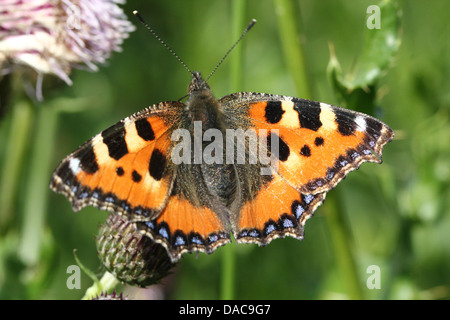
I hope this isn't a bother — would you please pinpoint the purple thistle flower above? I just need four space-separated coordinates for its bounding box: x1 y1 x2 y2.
0 0 135 89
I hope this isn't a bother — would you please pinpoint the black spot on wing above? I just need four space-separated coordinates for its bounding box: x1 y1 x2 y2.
149 149 167 181
102 122 129 160
74 144 99 174
116 166 124 176
314 136 324 146
300 144 311 157
334 109 356 136
292 98 322 131
267 132 290 162
264 101 285 124
132 170 142 183
135 118 155 141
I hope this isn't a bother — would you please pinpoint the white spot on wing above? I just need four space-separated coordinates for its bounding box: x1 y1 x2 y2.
69 158 81 175
355 116 367 132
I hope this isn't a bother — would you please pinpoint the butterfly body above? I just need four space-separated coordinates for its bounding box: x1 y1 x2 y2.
51 71 394 262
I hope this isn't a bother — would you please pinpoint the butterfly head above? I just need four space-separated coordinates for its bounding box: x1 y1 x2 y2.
186 71 223 126
188 71 211 94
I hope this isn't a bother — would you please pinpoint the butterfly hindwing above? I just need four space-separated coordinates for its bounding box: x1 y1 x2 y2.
231 165 326 245
136 187 231 261
135 161 235 261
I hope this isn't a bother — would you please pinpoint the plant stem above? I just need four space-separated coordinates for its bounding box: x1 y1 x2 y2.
220 0 247 301
82 272 120 300
18 102 59 266
273 0 311 99
0 99 33 233
324 190 364 299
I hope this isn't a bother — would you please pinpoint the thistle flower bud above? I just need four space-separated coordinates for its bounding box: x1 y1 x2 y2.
97 214 175 288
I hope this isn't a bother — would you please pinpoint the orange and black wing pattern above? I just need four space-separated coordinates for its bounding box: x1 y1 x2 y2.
51 100 232 262
221 92 394 245
50 101 182 219
135 189 231 261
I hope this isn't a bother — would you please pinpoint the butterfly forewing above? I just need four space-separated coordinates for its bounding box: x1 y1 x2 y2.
221 93 394 194
50 101 182 219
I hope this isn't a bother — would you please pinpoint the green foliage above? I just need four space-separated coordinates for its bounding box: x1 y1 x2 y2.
328 0 401 112
0 0 449 300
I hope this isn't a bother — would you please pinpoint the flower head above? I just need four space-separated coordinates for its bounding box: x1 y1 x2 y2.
97 214 176 288
0 0 135 86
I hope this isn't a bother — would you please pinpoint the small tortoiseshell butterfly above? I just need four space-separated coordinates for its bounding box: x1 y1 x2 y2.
50 16 394 262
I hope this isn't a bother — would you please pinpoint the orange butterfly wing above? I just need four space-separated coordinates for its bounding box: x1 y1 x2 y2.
136 193 230 260
221 93 394 245
51 100 232 262
246 96 394 193
50 101 181 218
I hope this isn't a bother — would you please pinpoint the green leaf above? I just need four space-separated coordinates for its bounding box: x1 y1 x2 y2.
328 0 401 111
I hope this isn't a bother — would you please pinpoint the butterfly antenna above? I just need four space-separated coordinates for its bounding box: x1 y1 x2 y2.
206 19 257 82
133 10 193 75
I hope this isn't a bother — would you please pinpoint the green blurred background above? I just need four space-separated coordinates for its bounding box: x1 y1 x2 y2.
1 0 449 299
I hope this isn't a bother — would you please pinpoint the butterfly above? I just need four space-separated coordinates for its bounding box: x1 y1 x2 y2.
50 17 394 263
